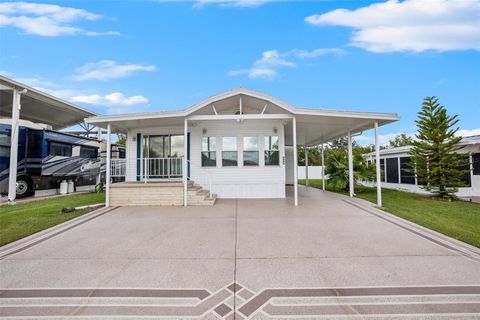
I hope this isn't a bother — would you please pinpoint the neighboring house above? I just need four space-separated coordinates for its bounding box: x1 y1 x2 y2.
86 88 399 206
363 135 480 200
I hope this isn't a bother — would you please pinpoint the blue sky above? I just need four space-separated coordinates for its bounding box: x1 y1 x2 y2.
1 0 479 145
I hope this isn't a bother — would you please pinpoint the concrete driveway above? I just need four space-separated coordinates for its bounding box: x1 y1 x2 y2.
1 186 479 319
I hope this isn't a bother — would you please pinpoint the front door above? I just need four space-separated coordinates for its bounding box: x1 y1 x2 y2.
143 135 184 178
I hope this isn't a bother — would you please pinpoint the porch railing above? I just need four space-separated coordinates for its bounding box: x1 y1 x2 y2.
111 159 127 177
143 157 183 181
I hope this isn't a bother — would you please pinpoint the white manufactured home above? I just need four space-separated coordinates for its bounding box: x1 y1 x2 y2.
86 88 399 206
364 135 480 201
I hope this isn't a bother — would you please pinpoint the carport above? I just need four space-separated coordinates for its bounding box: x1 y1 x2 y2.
0 75 97 203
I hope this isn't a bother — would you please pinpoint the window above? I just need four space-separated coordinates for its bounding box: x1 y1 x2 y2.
386 157 399 183
473 153 480 175
264 136 279 166
80 146 98 159
243 137 259 166
400 157 415 184
27 131 42 158
380 159 385 182
202 137 216 167
170 135 184 158
222 137 237 166
49 141 72 157
0 133 10 157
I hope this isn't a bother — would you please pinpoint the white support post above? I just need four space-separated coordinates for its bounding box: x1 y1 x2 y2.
374 121 382 207
184 119 188 207
397 157 401 184
293 117 298 206
305 146 309 187
321 144 325 191
106 123 111 208
96 126 102 186
348 130 354 198
470 152 474 199
239 96 243 115
7 89 21 204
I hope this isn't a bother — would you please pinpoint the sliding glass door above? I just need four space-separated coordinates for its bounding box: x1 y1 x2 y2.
143 135 184 179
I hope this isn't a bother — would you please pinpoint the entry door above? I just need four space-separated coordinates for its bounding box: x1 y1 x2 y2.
143 135 183 178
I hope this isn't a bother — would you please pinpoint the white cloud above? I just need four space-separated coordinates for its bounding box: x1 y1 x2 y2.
9 74 149 114
192 0 276 8
72 60 156 81
305 0 480 53
71 92 149 106
457 128 480 137
0 1 119 37
228 47 345 79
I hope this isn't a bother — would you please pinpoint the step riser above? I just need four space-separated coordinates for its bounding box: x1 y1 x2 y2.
110 183 215 206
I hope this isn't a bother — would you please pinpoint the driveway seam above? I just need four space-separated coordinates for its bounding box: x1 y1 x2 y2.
233 199 238 318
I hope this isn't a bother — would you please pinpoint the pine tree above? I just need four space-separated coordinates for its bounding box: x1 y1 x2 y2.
409 96 469 199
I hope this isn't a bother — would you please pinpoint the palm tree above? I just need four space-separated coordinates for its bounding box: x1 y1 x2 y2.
325 150 374 191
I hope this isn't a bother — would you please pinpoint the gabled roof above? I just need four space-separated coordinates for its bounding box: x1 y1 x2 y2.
85 88 400 145
86 87 399 122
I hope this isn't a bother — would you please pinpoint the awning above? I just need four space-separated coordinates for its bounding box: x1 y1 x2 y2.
0 75 97 130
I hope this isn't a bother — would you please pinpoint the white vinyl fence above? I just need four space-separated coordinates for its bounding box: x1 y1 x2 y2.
297 166 326 180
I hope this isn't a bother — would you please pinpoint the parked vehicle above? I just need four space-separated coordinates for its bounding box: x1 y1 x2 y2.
0 119 124 198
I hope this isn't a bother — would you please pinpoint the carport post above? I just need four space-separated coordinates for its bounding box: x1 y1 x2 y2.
348 130 354 197
374 121 382 207
183 119 188 207
321 144 325 191
293 117 298 206
305 146 309 187
106 123 111 208
7 89 21 203
96 126 102 185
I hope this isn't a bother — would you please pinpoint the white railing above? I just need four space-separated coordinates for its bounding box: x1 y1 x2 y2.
143 157 183 182
186 159 213 199
111 159 126 177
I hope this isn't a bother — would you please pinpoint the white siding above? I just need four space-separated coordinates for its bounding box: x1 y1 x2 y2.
189 120 286 198
125 130 137 182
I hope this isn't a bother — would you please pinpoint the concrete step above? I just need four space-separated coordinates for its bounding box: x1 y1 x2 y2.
110 180 215 206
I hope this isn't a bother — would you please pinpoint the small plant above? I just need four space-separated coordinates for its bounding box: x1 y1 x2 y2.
95 182 104 193
325 150 375 191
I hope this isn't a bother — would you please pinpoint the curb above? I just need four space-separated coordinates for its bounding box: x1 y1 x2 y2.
342 197 480 262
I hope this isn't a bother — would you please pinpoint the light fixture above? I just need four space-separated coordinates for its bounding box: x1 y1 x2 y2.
273 127 278 134
202 128 207 134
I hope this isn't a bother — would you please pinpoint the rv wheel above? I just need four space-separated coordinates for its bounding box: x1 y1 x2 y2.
16 177 33 198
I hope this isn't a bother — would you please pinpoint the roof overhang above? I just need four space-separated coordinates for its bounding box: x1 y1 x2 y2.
0 75 97 130
86 88 399 144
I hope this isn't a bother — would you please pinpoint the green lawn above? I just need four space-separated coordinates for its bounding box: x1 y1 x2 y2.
0 192 105 246
299 179 480 248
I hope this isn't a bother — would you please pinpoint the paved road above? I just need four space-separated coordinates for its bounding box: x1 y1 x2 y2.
1 186 479 319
